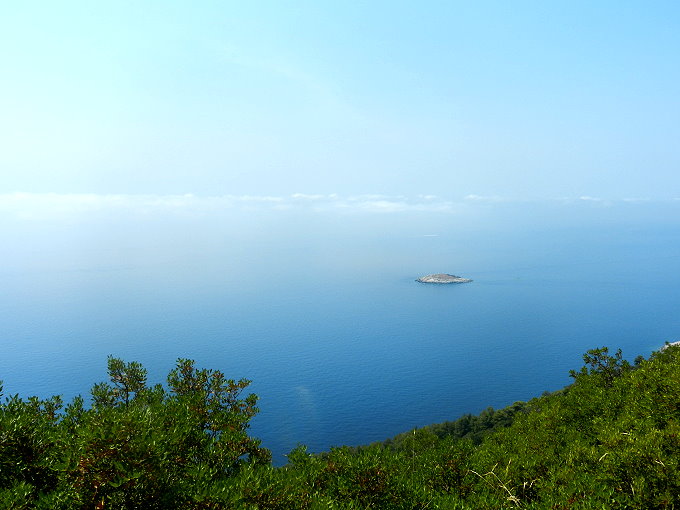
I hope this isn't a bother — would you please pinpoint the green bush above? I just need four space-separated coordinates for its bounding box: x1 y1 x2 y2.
3 345 680 508
0 357 269 509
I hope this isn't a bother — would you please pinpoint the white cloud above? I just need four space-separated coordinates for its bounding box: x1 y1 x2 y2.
463 194 505 202
230 195 284 202
346 194 394 202
1 193 670 221
310 195 457 214
0 192 459 219
291 193 327 200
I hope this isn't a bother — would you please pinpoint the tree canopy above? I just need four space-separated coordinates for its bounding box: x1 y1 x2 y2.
2 345 680 508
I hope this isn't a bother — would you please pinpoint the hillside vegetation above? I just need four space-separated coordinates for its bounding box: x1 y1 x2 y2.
2 345 679 509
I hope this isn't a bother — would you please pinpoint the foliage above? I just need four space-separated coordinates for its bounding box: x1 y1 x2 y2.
569 346 633 387
2 344 680 508
239 345 680 509
381 400 529 449
0 357 269 509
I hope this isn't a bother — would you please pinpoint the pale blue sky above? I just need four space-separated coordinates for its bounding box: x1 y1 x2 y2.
1 1 679 199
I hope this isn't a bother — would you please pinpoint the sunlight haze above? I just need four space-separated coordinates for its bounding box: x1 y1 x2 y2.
2 1 679 199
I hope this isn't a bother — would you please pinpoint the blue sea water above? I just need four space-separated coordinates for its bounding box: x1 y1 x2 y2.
2 204 680 464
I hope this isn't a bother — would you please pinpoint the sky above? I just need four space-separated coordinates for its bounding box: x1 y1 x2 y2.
1 1 679 202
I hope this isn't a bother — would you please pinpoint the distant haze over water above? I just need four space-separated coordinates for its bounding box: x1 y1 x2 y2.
2 197 680 463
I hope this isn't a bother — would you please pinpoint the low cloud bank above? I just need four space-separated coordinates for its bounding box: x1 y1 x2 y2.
0 192 675 220
0 192 459 219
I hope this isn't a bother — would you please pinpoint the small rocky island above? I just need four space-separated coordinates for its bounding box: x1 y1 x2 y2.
416 273 473 284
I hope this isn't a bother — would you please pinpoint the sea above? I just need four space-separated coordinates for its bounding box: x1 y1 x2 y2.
2 197 680 464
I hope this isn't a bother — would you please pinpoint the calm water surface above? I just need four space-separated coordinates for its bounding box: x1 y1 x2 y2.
2 211 680 463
